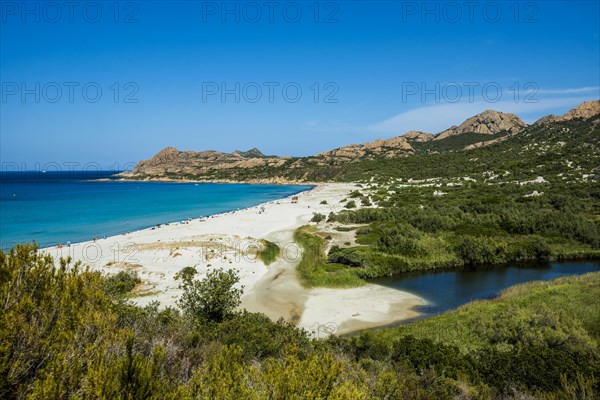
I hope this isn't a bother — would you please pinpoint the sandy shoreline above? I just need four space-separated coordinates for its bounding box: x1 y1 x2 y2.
42 183 425 336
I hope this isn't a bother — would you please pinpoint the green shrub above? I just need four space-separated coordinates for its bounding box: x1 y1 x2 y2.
454 236 499 266
258 240 280 265
175 266 197 281
377 235 427 257
177 268 243 323
104 271 141 295
310 213 326 223
391 336 477 380
327 246 366 267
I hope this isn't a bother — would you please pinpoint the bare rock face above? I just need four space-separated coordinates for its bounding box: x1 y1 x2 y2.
533 101 599 126
463 136 510 150
555 100 600 122
403 131 434 142
129 146 285 178
314 136 414 164
434 110 527 141
143 147 180 165
533 114 558 125
232 147 266 158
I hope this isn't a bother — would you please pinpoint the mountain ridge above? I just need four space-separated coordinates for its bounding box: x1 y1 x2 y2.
121 100 599 182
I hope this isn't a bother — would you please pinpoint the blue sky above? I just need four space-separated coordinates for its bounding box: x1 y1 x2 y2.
1 0 599 169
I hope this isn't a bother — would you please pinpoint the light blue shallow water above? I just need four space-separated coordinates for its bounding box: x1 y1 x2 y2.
0 171 312 249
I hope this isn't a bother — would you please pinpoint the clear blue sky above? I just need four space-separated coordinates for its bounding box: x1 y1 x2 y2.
1 0 599 169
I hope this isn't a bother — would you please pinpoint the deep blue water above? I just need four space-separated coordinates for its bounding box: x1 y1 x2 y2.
372 261 600 317
0 171 312 249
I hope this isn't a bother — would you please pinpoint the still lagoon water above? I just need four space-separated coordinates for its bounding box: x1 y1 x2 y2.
372 261 600 318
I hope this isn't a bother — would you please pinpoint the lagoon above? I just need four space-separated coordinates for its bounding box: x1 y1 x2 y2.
372 261 600 318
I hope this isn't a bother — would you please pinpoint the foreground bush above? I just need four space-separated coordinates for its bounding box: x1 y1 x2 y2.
1 244 598 399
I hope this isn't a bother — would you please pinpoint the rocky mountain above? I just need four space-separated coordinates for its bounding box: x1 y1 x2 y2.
555 100 600 122
533 114 558 125
125 147 286 179
534 101 600 126
122 100 599 182
403 131 434 142
434 110 527 141
463 101 600 151
232 148 266 158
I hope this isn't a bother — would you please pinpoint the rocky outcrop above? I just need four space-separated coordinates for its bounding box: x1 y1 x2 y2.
532 101 600 126
125 147 286 178
403 131 434 142
314 136 414 164
463 136 510 150
533 114 557 125
555 100 600 122
434 110 527 141
232 148 266 158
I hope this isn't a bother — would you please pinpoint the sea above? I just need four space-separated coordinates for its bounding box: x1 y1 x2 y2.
0 171 312 250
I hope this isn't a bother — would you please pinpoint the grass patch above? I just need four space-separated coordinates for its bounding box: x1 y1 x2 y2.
293 225 365 288
258 239 280 266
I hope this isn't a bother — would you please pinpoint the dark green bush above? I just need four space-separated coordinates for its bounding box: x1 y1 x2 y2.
175 266 197 281
391 336 477 380
104 270 141 295
310 213 326 223
327 246 366 267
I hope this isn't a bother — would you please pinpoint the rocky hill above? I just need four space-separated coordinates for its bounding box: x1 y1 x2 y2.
403 131 434 142
555 100 600 122
434 110 527 141
313 136 415 164
533 101 600 126
121 100 599 182
232 148 266 158
125 147 287 180
533 114 558 125
460 100 600 151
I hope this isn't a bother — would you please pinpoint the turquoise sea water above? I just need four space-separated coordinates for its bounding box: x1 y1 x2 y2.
0 171 312 249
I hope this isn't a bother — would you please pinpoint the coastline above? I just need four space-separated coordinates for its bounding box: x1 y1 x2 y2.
112 171 313 185
98 177 314 185
41 183 425 336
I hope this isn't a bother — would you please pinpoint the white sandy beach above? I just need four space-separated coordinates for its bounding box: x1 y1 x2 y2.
42 183 425 336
